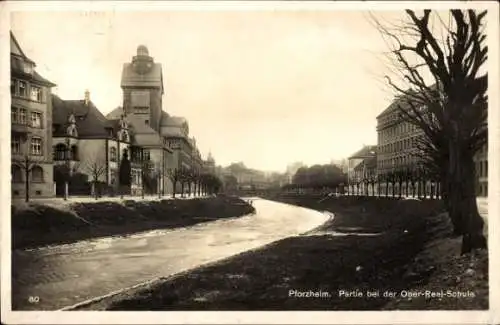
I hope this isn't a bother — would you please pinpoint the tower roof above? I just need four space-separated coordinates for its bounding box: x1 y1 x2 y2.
137 45 149 56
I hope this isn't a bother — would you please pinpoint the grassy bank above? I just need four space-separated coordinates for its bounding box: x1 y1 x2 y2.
11 195 255 250
74 194 487 311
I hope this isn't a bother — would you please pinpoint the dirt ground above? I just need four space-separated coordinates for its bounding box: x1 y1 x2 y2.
75 195 487 311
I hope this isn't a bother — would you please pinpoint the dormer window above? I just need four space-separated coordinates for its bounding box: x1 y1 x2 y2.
120 130 129 142
23 62 33 74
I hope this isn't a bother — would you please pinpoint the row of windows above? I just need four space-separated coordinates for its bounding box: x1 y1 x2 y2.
379 136 419 154
379 123 419 143
110 147 151 162
12 136 43 155
53 144 79 161
378 155 418 169
477 160 488 178
11 79 44 102
12 107 43 128
11 165 44 183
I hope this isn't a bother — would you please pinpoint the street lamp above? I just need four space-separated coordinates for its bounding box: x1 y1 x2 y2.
64 136 71 200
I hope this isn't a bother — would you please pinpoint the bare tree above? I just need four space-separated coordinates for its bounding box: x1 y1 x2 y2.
167 168 182 199
371 10 487 253
13 155 48 202
81 153 107 200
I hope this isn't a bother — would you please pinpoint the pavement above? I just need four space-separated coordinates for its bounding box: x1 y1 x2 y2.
11 198 329 311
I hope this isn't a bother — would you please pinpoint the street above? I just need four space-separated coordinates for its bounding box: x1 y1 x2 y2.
12 198 329 311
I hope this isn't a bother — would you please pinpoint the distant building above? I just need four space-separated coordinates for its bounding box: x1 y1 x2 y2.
347 145 377 194
203 151 216 174
11 31 57 198
285 161 305 184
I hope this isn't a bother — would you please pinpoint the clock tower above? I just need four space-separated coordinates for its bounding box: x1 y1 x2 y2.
120 45 164 132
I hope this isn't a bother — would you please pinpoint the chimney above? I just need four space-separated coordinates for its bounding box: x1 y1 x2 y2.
84 89 90 105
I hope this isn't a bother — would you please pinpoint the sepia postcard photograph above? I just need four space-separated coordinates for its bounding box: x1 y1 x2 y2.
0 1 499 324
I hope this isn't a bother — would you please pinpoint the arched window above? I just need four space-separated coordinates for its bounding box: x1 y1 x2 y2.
110 147 117 162
11 164 22 183
54 143 67 161
31 165 44 182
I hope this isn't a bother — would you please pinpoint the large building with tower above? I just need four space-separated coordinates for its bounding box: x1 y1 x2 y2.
11 32 213 198
106 45 206 192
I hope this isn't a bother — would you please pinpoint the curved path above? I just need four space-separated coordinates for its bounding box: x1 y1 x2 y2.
12 198 329 310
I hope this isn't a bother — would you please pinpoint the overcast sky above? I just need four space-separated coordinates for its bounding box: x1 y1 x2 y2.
11 9 414 172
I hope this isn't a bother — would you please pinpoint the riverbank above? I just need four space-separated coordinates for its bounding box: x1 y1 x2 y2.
74 195 487 311
11 195 255 250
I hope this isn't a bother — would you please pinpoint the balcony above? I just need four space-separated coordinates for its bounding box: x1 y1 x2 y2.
11 122 29 134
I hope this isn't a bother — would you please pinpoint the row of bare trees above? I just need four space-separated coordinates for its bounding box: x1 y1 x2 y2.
48 150 223 201
347 166 441 199
371 9 488 253
163 167 222 198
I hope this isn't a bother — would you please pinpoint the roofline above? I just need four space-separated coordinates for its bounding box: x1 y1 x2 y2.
10 31 35 64
11 70 57 87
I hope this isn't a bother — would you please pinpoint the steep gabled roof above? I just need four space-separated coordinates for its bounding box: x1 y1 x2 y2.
52 94 110 138
126 115 163 147
10 31 34 64
10 31 56 87
163 115 188 127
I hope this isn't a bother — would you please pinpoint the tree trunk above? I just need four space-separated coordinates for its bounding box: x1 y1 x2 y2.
64 181 69 200
172 180 177 198
181 182 185 198
448 139 486 254
398 181 403 198
158 175 161 199
25 165 29 203
385 181 389 197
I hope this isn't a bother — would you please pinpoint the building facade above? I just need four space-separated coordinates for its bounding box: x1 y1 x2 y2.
107 45 206 194
52 91 148 196
11 36 215 199
347 145 377 194
11 32 57 198
376 92 488 197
